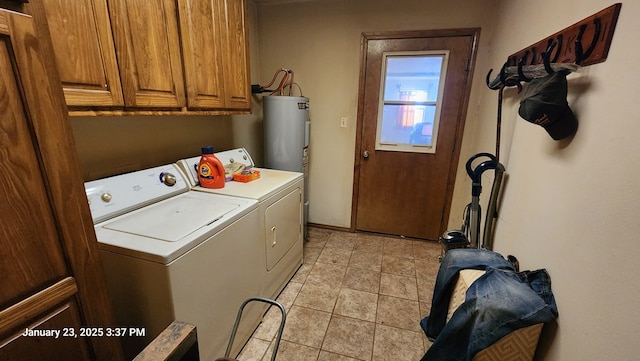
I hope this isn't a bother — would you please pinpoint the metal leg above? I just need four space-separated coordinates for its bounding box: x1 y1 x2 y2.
222 297 287 361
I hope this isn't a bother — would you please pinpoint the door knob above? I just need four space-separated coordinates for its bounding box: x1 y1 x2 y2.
363 150 369 159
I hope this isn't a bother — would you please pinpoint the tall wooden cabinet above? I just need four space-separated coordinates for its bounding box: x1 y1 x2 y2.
40 0 251 113
0 9 123 361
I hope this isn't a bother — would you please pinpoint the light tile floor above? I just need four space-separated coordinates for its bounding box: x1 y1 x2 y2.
238 227 442 361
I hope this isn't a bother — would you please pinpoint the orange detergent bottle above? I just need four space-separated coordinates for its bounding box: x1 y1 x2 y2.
198 146 225 189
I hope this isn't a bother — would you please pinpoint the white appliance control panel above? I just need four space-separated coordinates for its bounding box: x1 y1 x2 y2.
179 148 256 186
214 148 255 167
85 164 189 224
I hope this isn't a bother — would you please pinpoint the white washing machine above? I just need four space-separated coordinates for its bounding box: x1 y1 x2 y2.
178 148 303 300
86 164 263 361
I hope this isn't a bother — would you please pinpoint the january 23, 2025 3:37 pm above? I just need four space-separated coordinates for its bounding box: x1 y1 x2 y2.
21 327 146 339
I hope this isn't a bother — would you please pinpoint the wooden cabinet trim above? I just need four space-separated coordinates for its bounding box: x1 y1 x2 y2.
0 12 8 33
0 278 77 336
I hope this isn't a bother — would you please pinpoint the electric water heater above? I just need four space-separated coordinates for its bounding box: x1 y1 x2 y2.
263 95 310 237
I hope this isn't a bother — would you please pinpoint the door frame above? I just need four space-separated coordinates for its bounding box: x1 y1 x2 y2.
350 28 480 235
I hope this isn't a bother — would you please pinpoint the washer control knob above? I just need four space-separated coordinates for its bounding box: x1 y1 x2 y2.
160 172 177 186
101 193 112 202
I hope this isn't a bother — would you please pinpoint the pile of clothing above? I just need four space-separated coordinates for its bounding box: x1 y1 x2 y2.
420 248 559 361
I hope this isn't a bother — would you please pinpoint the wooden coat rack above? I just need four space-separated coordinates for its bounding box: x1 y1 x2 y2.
484 4 621 155
487 3 621 89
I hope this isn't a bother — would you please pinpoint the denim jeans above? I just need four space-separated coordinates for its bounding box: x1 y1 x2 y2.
420 249 558 361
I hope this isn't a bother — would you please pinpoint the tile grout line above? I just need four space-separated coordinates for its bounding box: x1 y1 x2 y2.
244 228 440 360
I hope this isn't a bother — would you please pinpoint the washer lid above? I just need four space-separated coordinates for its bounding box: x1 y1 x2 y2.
103 194 238 242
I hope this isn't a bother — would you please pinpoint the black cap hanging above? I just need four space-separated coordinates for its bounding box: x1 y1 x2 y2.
518 71 578 140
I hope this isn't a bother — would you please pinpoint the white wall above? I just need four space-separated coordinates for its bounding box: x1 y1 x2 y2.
476 1 640 359
255 0 499 227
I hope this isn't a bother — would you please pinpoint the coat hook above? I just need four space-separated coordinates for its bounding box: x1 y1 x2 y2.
501 57 522 90
517 51 531 82
529 47 537 65
551 35 563 63
543 35 562 65
484 60 512 90
486 68 501 90
486 57 521 90
542 39 556 74
575 18 601 65
499 59 510 85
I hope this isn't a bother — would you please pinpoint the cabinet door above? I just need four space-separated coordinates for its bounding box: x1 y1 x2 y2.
220 0 251 110
108 0 185 108
179 0 251 110
41 0 124 107
178 0 226 109
0 10 122 360
1 296 93 361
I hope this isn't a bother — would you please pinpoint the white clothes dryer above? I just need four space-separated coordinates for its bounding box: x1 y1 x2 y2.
86 164 262 361
178 148 304 300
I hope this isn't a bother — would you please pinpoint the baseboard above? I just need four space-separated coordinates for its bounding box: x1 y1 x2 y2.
307 222 353 233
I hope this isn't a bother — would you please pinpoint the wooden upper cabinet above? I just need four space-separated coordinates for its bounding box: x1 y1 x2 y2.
220 0 251 110
40 0 251 112
41 0 124 107
108 0 186 108
178 0 226 109
178 0 251 111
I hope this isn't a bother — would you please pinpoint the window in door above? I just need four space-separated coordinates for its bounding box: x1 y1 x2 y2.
375 51 449 153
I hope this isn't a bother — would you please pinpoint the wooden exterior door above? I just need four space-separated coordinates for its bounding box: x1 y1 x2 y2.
353 29 479 240
0 9 123 360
